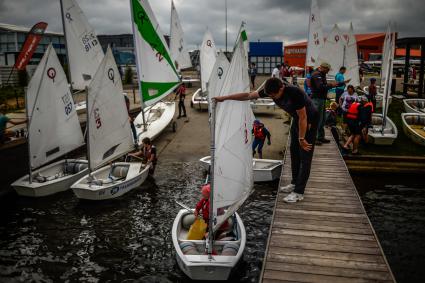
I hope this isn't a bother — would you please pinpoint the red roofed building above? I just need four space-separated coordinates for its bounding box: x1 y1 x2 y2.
284 33 422 68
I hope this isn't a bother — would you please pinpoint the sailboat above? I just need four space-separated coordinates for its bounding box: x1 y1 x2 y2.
169 1 192 71
131 0 180 144
306 0 324 68
191 29 218 110
12 44 87 197
71 47 150 200
60 0 104 114
172 30 254 281
368 23 398 145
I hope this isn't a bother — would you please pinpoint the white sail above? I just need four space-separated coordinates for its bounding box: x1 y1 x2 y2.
27 44 84 169
207 51 230 104
130 0 180 107
87 47 134 170
344 23 360 87
213 38 254 232
315 24 345 77
200 29 217 93
382 23 395 118
61 0 104 90
169 1 192 70
381 24 392 91
306 0 324 66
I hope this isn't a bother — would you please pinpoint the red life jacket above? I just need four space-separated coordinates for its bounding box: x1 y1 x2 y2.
346 102 361 120
253 125 266 140
364 102 374 113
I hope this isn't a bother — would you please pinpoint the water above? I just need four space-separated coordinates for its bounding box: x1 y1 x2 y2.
353 174 425 283
0 162 276 283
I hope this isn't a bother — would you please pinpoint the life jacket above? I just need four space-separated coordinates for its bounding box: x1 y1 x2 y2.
346 102 361 120
364 102 374 113
143 145 157 163
253 125 266 140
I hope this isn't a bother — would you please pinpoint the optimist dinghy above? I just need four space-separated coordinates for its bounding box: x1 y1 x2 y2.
12 44 86 197
368 23 398 145
131 0 180 144
403 99 425 114
401 113 425 147
71 47 149 200
173 26 253 281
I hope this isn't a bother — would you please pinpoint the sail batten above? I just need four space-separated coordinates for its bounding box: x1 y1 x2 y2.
87 47 134 170
131 0 180 107
61 0 104 90
27 44 84 169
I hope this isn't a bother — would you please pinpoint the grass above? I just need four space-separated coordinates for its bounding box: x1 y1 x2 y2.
356 98 425 157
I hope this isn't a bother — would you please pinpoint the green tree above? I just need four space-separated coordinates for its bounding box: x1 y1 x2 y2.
124 65 133 85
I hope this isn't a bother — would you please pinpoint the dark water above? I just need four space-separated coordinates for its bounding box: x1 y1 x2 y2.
0 162 276 283
353 174 425 283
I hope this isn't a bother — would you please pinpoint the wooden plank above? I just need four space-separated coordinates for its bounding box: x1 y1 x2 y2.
270 228 376 241
270 234 379 248
274 214 369 225
269 238 381 255
265 262 393 281
267 254 389 272
275 208 367 219
263 270 392 283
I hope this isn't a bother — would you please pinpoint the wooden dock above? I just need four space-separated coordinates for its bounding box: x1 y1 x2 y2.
260 130 396 283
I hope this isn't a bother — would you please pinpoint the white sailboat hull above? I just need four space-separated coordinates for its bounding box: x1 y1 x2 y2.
191 88 209 110
403 99 425 114
71 162 149 200
401 113 425 147
172 209 246 281
250 98 276 113
200 156 282 182
368 114 398 145
134 101 176 144
11 159 88 197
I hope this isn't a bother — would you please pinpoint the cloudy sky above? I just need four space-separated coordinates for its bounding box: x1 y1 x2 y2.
1 0 424 49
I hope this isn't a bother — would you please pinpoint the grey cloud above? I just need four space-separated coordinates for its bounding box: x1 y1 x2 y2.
0 0 423 49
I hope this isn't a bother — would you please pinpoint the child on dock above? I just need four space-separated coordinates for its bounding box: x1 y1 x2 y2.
252 120 271 159
194 184 210 226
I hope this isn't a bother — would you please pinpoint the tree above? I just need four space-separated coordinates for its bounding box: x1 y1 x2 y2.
124 65 133 85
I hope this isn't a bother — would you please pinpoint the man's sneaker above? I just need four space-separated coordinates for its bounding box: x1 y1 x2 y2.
315 140 322 146
283 192 304 203
279 184 295 193
318 138 331 143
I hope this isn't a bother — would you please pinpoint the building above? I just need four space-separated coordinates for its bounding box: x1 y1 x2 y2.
0 23 66 66
284 32 422 68
249 42 283 74
98 34 136 66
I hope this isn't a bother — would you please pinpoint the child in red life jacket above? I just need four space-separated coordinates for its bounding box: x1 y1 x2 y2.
194 184 210 225
252 120 271 159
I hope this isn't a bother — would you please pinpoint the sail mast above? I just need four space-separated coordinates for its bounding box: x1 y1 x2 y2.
129 0 147 132
208 92 216 258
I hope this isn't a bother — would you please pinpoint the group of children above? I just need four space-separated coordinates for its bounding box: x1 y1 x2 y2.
325 78 377 155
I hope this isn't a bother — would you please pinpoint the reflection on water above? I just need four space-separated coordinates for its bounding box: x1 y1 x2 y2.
0 162 276 282
353 174 425 283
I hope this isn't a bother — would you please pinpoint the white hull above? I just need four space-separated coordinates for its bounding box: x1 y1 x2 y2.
12 159 88 197
250 98 276 113
134 101 176 144
403 99 425 114
191 88 209 110
75 101 87 114
71 162 149 200
200 156 282 182
401 113 425 147
172 209 246 281
368 114 398 145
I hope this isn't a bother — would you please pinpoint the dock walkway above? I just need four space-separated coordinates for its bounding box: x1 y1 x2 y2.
261 130 396 283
